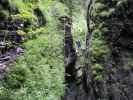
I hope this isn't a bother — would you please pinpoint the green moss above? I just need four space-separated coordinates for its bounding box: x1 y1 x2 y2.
91 0 116 18
48 1 69 18
116 0 127 7
11 11 37 23
89 0 129 82
94 2 107 11
124 58 133 71
94 75 103 81
99 10 112 17
90 37 109 62
90 20 110 82
10 0 34 11
92 64 104 81
92 64 104 71
0 10 9 19
92 29 102 38
16 30 26 36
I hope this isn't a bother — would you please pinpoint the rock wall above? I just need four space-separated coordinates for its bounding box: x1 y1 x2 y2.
84 0 133 100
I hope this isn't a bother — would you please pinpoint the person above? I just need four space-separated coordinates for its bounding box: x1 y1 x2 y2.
75 39 81 53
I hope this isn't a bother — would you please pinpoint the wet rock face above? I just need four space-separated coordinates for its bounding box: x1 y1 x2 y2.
59 16 77 82
84 0 133 100
0 20 23 50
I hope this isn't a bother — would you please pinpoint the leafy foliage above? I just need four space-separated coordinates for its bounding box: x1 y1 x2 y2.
5 65 28 89
1 34 64 100
0 10 9 19
0 0 65 100
16 30 26 36
92 64 104 81
12 11 37 23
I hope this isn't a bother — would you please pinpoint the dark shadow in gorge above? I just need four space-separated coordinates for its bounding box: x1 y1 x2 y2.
59 16 78 100
34 8 46 26
59 15 89 100
59 16 77 83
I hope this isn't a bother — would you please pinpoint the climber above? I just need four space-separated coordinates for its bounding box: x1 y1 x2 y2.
75 39 81 53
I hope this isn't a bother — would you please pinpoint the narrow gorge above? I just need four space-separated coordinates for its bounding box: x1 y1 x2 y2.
63 0 133 100
0 0 133 100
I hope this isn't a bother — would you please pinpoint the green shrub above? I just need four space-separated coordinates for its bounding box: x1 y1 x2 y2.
0 1 66 100
0 34 64 100
0 88 12 100
5 65 29 89
11 11 37 23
